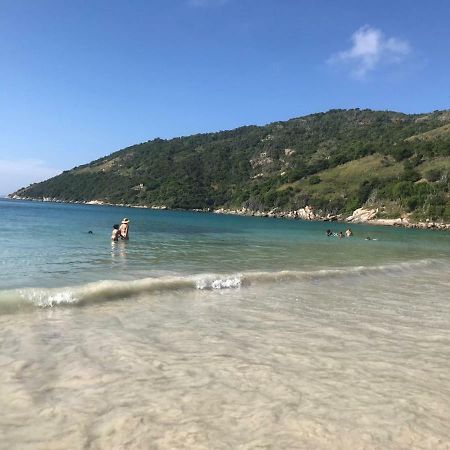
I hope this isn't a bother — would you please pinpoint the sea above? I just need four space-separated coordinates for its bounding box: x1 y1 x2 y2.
0 198 449 449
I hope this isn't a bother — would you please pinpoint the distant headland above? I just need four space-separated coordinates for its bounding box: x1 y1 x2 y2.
9 108 450 229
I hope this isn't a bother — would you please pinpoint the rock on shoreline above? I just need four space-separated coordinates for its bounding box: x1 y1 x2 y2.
8 195 168 210
213 206 450 231
7 196 450 231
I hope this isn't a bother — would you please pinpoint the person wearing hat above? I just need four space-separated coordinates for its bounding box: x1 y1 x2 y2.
119 218 130 240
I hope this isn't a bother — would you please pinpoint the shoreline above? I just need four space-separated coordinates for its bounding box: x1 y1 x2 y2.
6 195 450 231
212 206 450 231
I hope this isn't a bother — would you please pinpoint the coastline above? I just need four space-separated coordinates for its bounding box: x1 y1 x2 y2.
7 195 450 231
3 195 450 450
212 206 450 231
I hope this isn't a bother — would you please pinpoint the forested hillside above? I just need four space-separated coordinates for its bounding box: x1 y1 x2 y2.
11 109 450 221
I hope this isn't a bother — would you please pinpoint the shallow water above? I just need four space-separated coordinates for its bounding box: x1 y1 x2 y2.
1 199 450 449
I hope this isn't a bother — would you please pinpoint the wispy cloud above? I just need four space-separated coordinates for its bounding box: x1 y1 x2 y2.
0 159 61 196
187 0 229 7
328 26 411 79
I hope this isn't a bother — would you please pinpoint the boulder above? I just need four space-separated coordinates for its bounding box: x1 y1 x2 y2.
346 208 378 223
284 148 296 157
296 205 316 220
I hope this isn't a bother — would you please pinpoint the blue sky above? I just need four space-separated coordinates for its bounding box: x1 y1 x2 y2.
1 0 449 195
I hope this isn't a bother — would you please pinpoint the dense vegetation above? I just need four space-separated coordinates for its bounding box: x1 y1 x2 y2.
12 109 450 221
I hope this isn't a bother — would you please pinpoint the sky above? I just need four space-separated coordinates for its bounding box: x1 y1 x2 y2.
1 0 450 195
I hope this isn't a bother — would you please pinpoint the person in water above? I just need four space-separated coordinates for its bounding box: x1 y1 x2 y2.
111 224 121 241
326 229 333 236
345 228 353 237
119 218 130 240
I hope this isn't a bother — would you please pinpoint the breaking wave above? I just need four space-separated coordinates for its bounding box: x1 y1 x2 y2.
0 259 441 315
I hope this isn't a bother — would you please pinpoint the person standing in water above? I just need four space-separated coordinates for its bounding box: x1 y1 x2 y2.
119 218 130 240
111 224 121 241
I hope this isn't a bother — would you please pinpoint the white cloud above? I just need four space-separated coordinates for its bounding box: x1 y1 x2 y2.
329 26 411 78
0 159 61 196
187 0 229 7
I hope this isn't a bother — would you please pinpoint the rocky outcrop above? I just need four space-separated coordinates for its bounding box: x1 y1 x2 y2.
284 148 296 157
214 205 320 220
249 152 274 169
346 207 450 230
404 220 450 231
213 205 450 231
294 206 316 220
85 200 105 205
346 208 379 223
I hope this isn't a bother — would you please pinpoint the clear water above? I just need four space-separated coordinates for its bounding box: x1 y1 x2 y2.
1 198 449 449
2 198 450 291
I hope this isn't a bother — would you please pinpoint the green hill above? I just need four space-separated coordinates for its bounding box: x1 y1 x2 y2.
11 109 450 222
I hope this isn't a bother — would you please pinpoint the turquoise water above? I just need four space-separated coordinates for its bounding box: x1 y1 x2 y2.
1 198 450 449
1 198 449 291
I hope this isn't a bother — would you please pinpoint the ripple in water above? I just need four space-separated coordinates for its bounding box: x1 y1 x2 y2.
0 262 449 449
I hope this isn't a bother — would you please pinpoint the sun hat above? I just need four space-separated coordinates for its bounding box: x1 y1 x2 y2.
121 218 130 224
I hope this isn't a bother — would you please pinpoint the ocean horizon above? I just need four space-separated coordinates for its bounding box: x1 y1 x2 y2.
1 198 450 449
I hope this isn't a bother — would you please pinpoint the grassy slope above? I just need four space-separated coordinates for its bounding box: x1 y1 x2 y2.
406 123 450 141
280 155 401 198
11 109 450 221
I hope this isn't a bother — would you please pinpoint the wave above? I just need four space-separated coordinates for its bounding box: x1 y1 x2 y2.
0 259 442 315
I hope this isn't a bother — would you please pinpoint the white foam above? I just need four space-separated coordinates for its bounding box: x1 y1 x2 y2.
0 258 442 314
195 274 243 290
21 289 78 308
